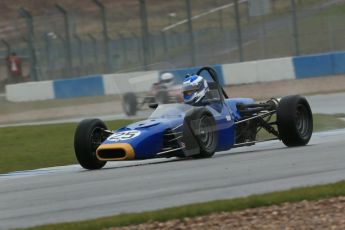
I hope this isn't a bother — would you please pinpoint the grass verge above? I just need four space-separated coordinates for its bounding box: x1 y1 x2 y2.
0 119 134 174
20 180 345 230
0 113 344 174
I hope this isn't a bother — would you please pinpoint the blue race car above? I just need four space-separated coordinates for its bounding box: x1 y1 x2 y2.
74 66 313 170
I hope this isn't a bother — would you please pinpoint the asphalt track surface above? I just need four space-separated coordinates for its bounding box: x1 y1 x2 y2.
0 129 345 229
307 92 345 115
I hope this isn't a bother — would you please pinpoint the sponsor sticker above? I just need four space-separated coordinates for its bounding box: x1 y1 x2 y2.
108 130 141 142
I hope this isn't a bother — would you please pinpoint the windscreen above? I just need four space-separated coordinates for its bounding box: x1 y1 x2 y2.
149 103 193 119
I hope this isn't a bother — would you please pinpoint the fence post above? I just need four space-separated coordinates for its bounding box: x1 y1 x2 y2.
1 39 11 55
44 32 56 70
149 32 156 58
291 0 300 56
139 0 150 70
19 7 39 81
2 39 11 81
74 34 84 72
118 33 128 64
44 33 50 69
234 0 244 62
260 15 267 59
161 31 168 59
131 32 141 63
186 0 196 66
327 15 335 52
55 4 73 75
88 34 99 65
93 0 111 73
55 34 70 77
216 0 224 35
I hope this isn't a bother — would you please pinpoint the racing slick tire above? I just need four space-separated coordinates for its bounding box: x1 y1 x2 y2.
186 108 218 158
277 95 313 147
155 90 169 104
74 119 108 170
122 92 138 116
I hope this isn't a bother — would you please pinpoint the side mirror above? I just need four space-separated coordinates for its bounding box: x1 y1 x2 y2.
149 103 158 109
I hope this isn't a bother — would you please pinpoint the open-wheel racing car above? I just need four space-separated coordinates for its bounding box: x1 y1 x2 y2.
74 66 313 170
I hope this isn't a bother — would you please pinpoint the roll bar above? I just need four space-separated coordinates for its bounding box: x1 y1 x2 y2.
196 66 229 99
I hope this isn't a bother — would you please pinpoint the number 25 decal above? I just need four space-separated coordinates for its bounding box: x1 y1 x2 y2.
108 130 141 142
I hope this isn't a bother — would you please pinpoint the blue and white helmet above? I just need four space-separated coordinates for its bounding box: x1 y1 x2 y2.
182 74 209 104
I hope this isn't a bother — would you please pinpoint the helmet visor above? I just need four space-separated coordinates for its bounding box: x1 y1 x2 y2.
183 89 196 100
182 80 205 101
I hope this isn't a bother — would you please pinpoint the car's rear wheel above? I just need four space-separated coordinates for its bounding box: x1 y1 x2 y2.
74 119 108 170
277 95 313 147
122 92 138 116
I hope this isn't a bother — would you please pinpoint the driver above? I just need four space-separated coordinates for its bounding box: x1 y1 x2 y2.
182 74 209 105
159 72 175 87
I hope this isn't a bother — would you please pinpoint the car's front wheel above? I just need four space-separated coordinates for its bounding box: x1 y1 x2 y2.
186 108 218 158
74 119 108 170
122 92 138 116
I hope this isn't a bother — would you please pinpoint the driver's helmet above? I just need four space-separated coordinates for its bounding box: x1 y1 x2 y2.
159 72 174 86
182 74 209 104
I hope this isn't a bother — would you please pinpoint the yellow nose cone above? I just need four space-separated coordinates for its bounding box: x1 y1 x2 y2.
96 143 135 161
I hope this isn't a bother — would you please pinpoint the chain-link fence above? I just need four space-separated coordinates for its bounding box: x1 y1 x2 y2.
1 0 345 83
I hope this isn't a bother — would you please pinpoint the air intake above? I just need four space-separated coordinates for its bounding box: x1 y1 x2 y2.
97 148 126 159
96 143 135 160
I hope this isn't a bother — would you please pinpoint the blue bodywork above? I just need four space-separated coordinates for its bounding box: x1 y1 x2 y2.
100 98 254 159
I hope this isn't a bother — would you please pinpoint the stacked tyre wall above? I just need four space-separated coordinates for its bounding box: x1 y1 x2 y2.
5 51 345 102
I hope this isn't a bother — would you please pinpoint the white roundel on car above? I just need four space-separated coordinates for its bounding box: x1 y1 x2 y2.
108 130 141 142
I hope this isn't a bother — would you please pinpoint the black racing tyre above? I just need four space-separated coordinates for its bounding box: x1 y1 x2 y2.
74 119 108 170
188 108 218 158
155 90 169 104
277 95 313 147
122 92 138 116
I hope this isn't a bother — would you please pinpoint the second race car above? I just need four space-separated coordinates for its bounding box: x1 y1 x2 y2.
122 72 183 116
